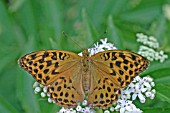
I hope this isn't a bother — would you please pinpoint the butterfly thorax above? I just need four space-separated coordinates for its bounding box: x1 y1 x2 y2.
82 49 91 92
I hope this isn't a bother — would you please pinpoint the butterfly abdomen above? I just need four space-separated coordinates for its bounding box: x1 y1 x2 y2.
81 57 91 92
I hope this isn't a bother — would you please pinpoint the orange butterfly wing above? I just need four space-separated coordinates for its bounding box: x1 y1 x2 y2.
18 49 149 108
87 50 149 108
18 50 85 107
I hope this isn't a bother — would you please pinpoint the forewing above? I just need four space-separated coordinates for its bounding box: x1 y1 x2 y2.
91 50 149 88
18 50 81 85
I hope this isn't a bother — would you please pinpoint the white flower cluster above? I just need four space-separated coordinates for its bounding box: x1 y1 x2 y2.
33 82 46 96
110 76 155 113
32 38 157 113
136 33 159 48
90 38 118 54
102 75 155 113
33 82 55 103
58 105 95 113
58 107 76 113
78 38 117 56
136 33 168 62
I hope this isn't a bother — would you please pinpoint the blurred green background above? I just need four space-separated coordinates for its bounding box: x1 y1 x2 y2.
0 0 170 113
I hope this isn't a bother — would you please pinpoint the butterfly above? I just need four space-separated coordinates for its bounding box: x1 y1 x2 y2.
18 48 149 108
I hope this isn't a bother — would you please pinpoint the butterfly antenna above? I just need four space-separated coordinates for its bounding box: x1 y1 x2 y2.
62 31 83 50
89 30 107 48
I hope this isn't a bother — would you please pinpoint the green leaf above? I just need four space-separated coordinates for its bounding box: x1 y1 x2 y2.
81 8 98 45
16 71 40 113
156 84 170 104
107 15 123 49
0 96 20 113
143 108 170 113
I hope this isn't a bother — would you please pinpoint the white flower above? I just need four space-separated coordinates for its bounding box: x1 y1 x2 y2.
145 92 151 97
139 96 146 103
81 108 85 112
40 84 44 88
40 92 46 97
34 87 41 94
43 86 47 93
82 100 88 106
104 110 110 113
33 82 39 88
76 105 82 111
115 99 133 113
134 76 141 82
48 98 53 103
151 89 156 94
58 107 76 113
57 107 66 113
146 77 153 82
81 107 93 113
150 89 156 99
120 89 131 100
115 99 143 113
109 107 115 111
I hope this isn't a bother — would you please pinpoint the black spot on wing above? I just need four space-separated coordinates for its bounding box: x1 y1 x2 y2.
123 66 128 71
38 59 44 63
110 63 113 68
123 59 128 64
51 52 57 60
55 62 59 68
43 51 49 58
106 52 110 60
46 60 52 67
39 65 44 70
131 54 137 60
115 61 121 67
44 69 49 74
119 52 125 59
59 52 63 60
52 70 59 74
31 54 36 60
110 70 116 76
112 52 117 60
28 61 33 65
119 70 124 75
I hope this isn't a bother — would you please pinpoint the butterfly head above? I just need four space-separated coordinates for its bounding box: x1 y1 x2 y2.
82 49 90 57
